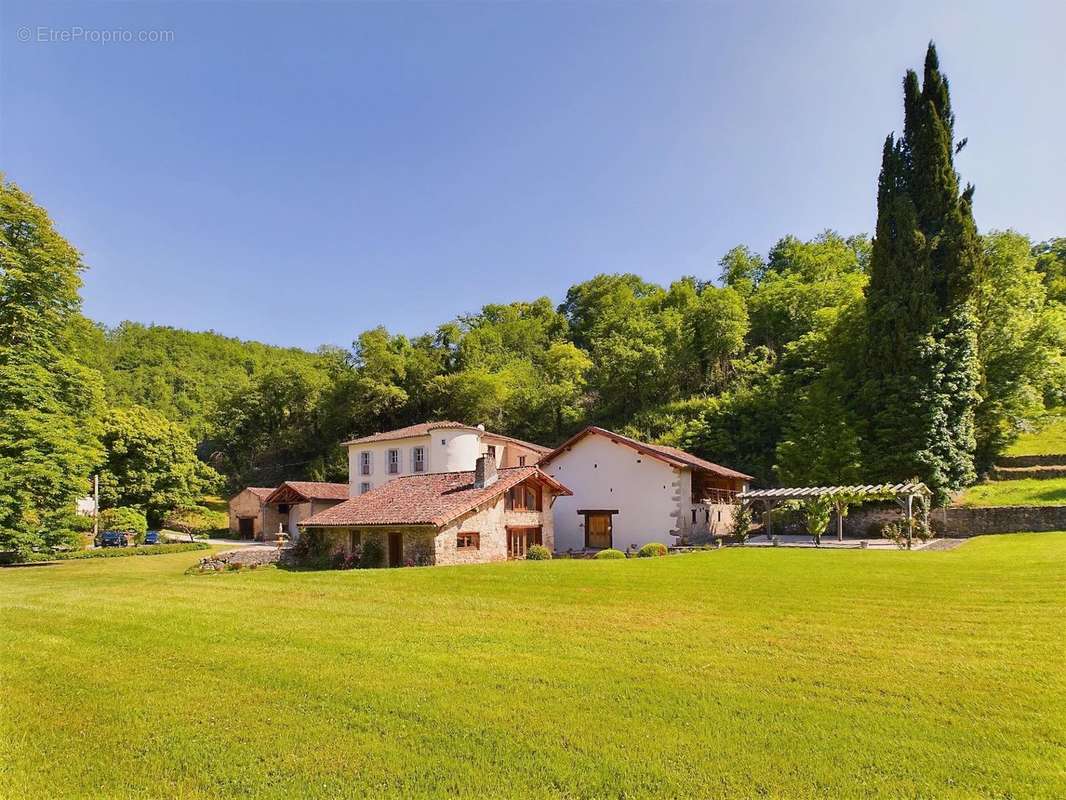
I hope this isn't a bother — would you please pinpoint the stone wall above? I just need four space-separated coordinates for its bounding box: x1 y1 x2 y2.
995 454 1066 468
843 504 1066 537
938 505 1066 536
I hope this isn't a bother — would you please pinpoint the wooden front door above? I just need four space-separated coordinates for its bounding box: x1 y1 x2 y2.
585 513 613 549
507 526 542 559
238 517 254 539
387 532 403 567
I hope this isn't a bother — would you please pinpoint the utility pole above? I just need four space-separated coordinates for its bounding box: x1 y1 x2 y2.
93 474 99 540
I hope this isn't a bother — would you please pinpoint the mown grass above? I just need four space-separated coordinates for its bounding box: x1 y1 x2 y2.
1 536 1064 799
1007 410 1066 456
956 477 1066 507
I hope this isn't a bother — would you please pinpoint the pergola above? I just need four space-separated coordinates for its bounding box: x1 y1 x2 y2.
736 483 932 546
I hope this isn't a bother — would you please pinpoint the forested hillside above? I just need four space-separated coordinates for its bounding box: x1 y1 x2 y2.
75 321 333 440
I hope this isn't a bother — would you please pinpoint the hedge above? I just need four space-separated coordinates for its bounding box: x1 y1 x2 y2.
23 543 210 562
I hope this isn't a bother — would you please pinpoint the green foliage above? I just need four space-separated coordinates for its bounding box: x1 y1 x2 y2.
593 548 626 560
359 538 385 569
525 544 552 561
98 507 148 537
0 179 104 555
162 504 227 537
98 405 221 525
973 232 1065 469
636 542 668 558
23 542 208 562
730 504 753 543
802 497 833 545
864 44 982 504
84 321 331 441
1032 238 1066 306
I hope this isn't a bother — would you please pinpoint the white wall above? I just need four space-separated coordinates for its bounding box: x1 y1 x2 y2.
346 428 486 496
430 429 481 472
542 433 684 552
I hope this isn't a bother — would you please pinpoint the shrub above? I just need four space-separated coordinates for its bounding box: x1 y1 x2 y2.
23 543 209 562
637 542 668 558
359 538 384 569
163 504 227 539
333 549 359 570
526 544 552 561
882 515 934 550
730 504 753 544
291 529 333 567
98 507 148 543
594 548 626 560
69 514 95 533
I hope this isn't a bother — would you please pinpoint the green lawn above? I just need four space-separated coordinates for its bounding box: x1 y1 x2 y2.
1007 410 1066 456
956 477 1066 507
2 538 1064 799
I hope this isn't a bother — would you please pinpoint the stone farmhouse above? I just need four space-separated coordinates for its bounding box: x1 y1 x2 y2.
538 426 752 553
236 419 751 562
302 456 571 566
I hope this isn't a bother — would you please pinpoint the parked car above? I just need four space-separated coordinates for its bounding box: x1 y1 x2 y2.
143 531 160 545
98 531 128 548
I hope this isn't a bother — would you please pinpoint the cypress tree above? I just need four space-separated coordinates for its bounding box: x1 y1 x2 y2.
864 43 980 504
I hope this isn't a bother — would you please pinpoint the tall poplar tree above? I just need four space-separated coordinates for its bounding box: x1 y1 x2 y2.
0 180 104 553
864 43 981 503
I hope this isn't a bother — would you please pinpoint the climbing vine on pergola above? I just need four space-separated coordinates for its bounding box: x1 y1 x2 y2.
736 483 932 548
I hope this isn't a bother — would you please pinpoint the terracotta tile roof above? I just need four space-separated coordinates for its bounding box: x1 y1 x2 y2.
265 481 350 503
341 421 475 446
246 487 276 501
302 467 572 529
538 426 754 481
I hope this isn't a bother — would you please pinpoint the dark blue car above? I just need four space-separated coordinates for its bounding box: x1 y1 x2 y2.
143 531 160 545
99 531 128 548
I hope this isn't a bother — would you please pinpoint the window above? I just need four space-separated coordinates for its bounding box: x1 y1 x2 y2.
413 446 425 472
518 455 526 467
277 503 290 515
507 484 540 511
359 451 371 475
486 444 496 458
359 482 371 494
388 449 399 474
692 509 697 524
349 530 361 552
457 531 480 550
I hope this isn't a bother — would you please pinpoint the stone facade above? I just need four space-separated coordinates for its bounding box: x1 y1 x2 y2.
994 454 1066 468
319 491 555 567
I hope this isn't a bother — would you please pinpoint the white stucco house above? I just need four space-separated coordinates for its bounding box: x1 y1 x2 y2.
341 421 549 496
538 426 753 553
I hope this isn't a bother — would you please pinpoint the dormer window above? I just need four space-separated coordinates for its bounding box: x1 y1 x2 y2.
360 451 371 475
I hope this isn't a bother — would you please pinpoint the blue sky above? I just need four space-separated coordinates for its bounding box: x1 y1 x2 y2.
2 1 1063 350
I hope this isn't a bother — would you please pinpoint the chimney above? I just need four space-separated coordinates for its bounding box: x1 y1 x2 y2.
474 455 497 488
